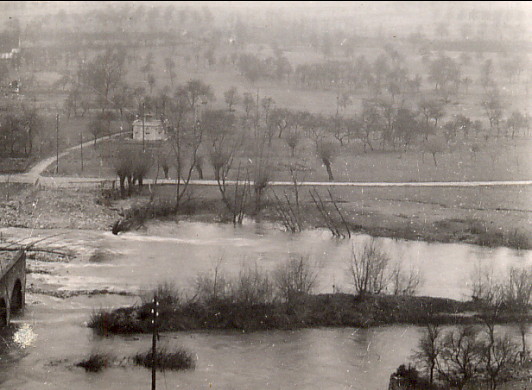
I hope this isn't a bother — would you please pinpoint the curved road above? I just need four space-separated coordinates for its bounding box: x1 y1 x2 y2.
1 134 531 188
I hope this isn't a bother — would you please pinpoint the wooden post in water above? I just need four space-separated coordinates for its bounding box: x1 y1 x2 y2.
80 127 83 172
55 113 59 173
151 294 158 390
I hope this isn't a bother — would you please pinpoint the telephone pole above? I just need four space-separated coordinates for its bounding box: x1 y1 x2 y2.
80 127 84 172
142 102 146 153
55 113 59 173
151 294 158 390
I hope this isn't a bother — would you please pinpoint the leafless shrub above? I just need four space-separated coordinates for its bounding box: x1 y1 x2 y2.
348 238 390 296
273 255 318 304
230 262 273 305
193 258 230 304
309 189 350 238
389 259 423 296
142 281 181 307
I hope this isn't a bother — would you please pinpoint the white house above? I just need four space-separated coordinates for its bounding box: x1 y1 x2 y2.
132 116 167 141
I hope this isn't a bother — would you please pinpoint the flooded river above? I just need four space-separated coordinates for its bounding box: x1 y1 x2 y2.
0 221 530 389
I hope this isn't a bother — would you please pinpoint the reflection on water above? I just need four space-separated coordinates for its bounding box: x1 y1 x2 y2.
0 221 530 389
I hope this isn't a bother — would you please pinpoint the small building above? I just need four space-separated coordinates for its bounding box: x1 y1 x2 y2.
132 115 167 141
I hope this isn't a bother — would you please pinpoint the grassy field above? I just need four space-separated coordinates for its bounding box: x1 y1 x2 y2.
42 134 532 183
145 182 531 248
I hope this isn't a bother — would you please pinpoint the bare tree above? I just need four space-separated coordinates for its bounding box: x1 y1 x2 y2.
422 136 446 167
223 86 239 112
437 326 483 390
316 140 337 181
348 239 390 296
177 79 215 111
82 47 127 113
284 130 300 157
250 136 273 214
132 150 153 189
164 57 176 86
242 92 256 120
112 144 133 198
273 256 318 305
481 333 519 390
194 257 230 304
167 89 204 209
88 118 104 147
270 170 303 233
389 259 423 296
231 262 273 305
147 74 156 94
482 88 503 137
504 267 532 362
413 323 441 385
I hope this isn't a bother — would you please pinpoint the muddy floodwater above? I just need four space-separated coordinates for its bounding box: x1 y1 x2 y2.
0 221 530 389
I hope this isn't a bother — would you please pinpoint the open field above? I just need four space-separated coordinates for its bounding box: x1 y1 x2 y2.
42 134 532 183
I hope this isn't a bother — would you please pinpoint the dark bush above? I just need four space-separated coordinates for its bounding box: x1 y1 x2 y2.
76 353 112 373
133 347 195 371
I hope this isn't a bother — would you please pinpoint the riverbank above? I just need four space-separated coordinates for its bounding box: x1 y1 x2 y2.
1 182 530 250
88 292 528 335
114 183 531 250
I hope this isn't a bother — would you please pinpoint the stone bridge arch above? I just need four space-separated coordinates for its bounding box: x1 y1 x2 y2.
0 250 26 326
0 298 7 326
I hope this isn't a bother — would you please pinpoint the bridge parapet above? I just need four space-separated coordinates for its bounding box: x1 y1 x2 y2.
0 250 26 326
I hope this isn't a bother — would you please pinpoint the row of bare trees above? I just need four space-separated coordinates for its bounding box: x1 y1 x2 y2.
409 264 531 390
193 255 318 308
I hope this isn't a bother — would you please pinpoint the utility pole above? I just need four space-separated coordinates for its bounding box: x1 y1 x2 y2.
142 102 146 153
55 113 59 173
151 294 158 390
255 88 260 138
80 127 84 172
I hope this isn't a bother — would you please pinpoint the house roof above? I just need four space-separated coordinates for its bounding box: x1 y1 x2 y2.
132 118 164 126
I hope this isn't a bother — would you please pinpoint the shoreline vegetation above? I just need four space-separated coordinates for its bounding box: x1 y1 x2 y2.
88 292 530 335
108 188 531 250
88 253 531 336
1 178 530 251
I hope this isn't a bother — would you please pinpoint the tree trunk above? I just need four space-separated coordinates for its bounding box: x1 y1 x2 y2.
126 175 133 196
196 164 203 179
324 160 334 181
119 175 126 198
